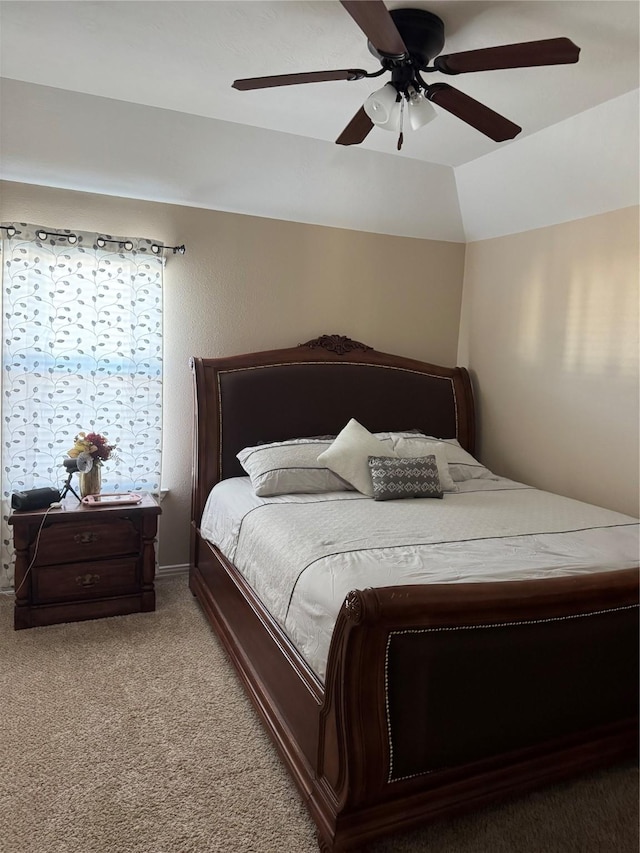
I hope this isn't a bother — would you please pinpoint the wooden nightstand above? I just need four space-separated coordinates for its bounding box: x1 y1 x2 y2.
9 493 161 630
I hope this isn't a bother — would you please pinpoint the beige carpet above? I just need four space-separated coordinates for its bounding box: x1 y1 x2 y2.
1 576 637 853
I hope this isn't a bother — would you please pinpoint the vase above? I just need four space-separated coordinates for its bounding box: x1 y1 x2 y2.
79 465 102 498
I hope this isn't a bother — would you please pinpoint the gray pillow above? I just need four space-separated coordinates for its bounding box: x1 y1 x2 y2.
237 439 353 496
367 455 443 501
420 436 499 482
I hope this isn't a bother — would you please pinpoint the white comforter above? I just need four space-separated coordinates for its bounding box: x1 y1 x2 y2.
201 477 639 681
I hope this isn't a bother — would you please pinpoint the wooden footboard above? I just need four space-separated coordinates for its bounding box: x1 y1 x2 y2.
191 531 638 852
315 568 639 850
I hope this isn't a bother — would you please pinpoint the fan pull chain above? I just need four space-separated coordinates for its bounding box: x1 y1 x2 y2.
397 97 405 151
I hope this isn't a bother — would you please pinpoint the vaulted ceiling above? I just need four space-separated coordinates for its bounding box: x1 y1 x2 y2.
1 1 638 241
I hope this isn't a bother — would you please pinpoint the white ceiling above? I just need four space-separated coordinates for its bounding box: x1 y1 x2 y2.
1 0 638 166
0 1 638 241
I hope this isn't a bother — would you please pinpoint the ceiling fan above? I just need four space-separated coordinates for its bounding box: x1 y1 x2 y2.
232 1 580 149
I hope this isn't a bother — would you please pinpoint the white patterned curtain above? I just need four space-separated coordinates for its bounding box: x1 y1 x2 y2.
1 224 163 588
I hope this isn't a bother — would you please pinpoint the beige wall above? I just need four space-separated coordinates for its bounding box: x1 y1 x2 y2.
458 206 639 517
0 180 466 568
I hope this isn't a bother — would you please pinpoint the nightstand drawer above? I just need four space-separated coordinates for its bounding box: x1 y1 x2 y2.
32 559 139 603
34 519 139 565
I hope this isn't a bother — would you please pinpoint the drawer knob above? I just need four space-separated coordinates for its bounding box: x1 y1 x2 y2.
76 573 100 588
74 531 98 544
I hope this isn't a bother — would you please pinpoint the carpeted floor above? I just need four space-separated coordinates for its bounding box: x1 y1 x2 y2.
1 575 637 853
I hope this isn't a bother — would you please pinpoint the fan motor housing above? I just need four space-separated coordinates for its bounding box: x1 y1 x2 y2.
368 9 445 68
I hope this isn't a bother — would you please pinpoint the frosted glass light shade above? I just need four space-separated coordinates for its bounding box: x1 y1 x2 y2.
364 84 401 131
408 93 437 130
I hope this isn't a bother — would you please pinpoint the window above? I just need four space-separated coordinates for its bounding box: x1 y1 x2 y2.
1 224 163 587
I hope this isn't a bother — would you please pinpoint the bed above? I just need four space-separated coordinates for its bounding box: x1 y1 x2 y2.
189 335 639 852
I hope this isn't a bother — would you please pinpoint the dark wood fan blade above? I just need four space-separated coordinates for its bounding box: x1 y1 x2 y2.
340 0 408 57
232 69 366 90
435 37 580 74
336 107 374 146
427 83 521 142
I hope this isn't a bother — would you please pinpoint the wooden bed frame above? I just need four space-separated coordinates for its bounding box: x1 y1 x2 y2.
189 335 638 852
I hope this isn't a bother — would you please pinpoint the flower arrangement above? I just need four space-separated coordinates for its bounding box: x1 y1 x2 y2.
67 431 117 466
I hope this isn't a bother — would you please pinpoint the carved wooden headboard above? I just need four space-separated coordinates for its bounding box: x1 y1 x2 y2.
190 335 475 527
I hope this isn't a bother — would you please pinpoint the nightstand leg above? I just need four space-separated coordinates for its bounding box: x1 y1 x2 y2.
141 513 158 611
13 533 32 630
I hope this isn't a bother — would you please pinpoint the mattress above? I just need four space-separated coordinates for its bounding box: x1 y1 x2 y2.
201 477 639 681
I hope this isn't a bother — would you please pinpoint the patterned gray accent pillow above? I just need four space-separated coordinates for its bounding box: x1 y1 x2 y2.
367 455 443 501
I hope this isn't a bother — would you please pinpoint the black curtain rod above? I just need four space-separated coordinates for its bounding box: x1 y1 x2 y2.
0 225 186 255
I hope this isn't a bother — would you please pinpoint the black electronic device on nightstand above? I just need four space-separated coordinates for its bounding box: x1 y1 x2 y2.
11 487 61 511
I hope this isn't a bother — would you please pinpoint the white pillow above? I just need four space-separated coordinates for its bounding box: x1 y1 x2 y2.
317 419 397 497
392 437 457 492
374 430 424 442
237 439 353 496
422 436 498 481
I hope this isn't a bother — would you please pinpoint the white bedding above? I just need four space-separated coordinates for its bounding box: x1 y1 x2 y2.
201 477 639 681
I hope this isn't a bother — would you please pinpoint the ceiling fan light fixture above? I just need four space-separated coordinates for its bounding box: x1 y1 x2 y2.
363 83 401 131
232 4 580 149
407 90 437 130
